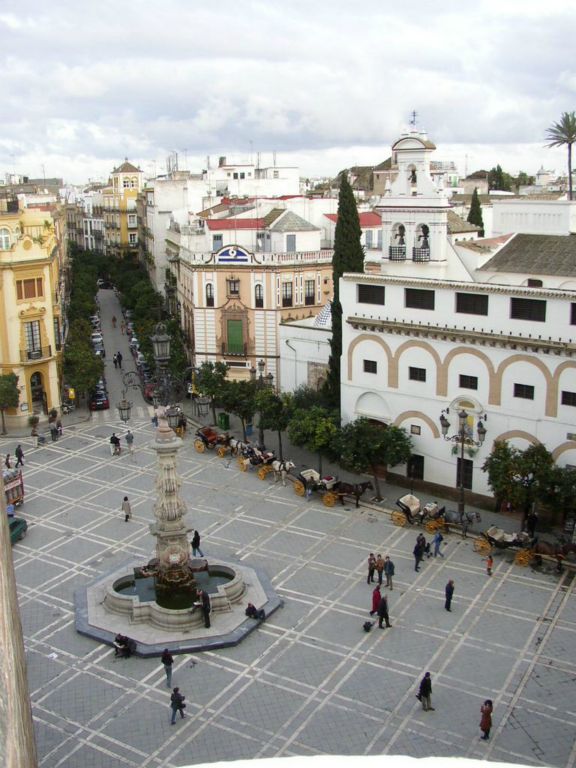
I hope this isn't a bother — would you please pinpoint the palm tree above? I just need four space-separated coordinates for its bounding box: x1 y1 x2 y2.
546 111 576 200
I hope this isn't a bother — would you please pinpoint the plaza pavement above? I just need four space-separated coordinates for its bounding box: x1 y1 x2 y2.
4 289 576 768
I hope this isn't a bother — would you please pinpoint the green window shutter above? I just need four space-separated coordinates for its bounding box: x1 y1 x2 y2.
227 319 243 354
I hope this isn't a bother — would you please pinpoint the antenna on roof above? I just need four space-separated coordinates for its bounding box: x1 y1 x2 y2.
409 110 418 128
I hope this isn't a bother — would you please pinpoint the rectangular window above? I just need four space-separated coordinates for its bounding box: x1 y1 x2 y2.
527 278 543 287
226 319 244 354
365 230 373 248
25 320 41 353
364 360 377 374
213 234 223 251
305 279 315 305
410 425 421 436
127 214 137 227
16 278 43 300
561 391 576 407
455 292 488 315
357 284 385 305
514 383 535 400
409 366 426 382
457 458 473 490
571 303 576 325
227 279 240 296
459 374 478 390
53 317 61 350
510 297 546 322
282 282 293 307
129 233 137 245
405 288 435 310
286 234 296 253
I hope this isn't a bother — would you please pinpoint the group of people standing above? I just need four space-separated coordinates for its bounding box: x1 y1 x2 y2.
367 554 395 629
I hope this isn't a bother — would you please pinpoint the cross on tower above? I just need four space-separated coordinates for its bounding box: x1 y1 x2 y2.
409 110 418 127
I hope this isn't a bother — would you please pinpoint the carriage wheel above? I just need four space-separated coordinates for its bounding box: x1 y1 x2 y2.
257 466 269 480
473 539 492 555
514 549 532 566
294 480 306 496
237 456 246 468
391 511 407 527
194 439 205 453
239 459 248 472
217 446 227 458
323 492 337 507
425 520 439 533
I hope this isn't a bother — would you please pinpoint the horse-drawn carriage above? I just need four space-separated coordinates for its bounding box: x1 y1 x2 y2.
393 494 480 535
292 470 374 508
194 426 231 453
473 525 576 569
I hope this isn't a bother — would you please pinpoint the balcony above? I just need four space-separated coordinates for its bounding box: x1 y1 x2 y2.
21 345 52 363
222 342 247 356
389 246 406 261
412 247 430 263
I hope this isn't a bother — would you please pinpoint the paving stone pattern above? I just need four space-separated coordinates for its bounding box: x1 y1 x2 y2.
9 413 576 767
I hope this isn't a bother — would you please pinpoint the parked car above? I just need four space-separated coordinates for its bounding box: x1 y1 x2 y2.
124 309 133 320
91 332 104 345
97 278 113 289
89 390 110 410
9 517 27 544
94 345 106 359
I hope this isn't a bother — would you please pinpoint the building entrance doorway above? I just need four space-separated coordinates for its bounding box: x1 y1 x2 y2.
30 371 47 414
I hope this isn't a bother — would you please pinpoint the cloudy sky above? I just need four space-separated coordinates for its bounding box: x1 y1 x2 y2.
1 0 575 184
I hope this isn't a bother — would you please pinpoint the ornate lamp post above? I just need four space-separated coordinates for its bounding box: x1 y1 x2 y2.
439 408 487 515
150 322 189 431
116 371 142 423
250 359 274 448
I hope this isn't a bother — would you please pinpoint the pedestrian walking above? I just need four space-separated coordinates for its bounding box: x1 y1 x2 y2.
484 553 494 576
50 422 58 442
121 496 132 522
526 511 538 538
413 539 424 572
433 531 444 558
56 418 63 437
192 530 204 557
479 699 493 740
384 556 395 589
125 430 134 454
418 672 435 711
370 584 381 615
151 410 159 428
445 579 455 611
5 453 12 468
377 593 392 628
170 687 186 724
116 351 123 369
161 648 174 688
110 433 121 455
375 554 385 585
367 553 376 584
417 532 431 559
15 445 24 467
113 353 118 369
112 315 117 328
120 321 126 335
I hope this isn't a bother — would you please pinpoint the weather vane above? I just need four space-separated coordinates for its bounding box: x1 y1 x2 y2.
409 110 418 128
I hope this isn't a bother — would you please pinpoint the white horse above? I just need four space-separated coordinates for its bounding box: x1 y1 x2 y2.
272 459 295 486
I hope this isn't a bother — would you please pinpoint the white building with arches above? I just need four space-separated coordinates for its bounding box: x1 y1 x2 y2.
339 130 576 500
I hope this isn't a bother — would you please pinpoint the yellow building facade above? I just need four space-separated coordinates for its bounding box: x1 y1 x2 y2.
103 160 143 258
0 195 65 428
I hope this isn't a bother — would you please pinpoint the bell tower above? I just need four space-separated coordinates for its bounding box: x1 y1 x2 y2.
376 129 450 264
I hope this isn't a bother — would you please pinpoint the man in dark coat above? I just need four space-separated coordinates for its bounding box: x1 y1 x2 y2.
413 540 424 572
445 579 455 611
418 672 434 711
198 588 211 628
377 593 391 628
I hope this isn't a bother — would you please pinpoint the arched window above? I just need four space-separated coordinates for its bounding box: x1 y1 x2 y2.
255 284 263 308
0 228 11 250
206 283 214 307
389 223 406 261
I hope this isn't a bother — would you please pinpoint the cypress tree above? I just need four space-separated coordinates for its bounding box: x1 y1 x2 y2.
467 187 484 236
323 174 365 411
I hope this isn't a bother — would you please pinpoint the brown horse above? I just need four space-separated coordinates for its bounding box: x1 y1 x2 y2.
335 480 374 508
531 539 576 572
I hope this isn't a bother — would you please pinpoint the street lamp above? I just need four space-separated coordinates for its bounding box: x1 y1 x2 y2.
150 323 191 432
439 407 487 515
116 371 142 423
251 359 274 448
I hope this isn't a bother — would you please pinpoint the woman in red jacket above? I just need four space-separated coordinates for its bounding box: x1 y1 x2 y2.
370 584 381 616
480 699 493 740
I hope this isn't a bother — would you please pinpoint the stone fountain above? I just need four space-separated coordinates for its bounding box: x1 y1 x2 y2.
75 421 281 656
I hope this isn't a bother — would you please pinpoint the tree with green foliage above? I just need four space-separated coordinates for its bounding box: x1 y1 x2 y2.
63 342 104 398
219 380 256 441
287 406 340 475
488 165 513 192
338 419 412 500
195 362 229 424
0 373 19 434
515 171 535 189
324 174 365 412
467 187 484 235
291 384 330 411
546 111 576 201
255 389 292 459
482 440 519 510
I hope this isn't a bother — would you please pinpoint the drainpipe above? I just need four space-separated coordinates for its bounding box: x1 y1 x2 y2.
285 339 298 389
